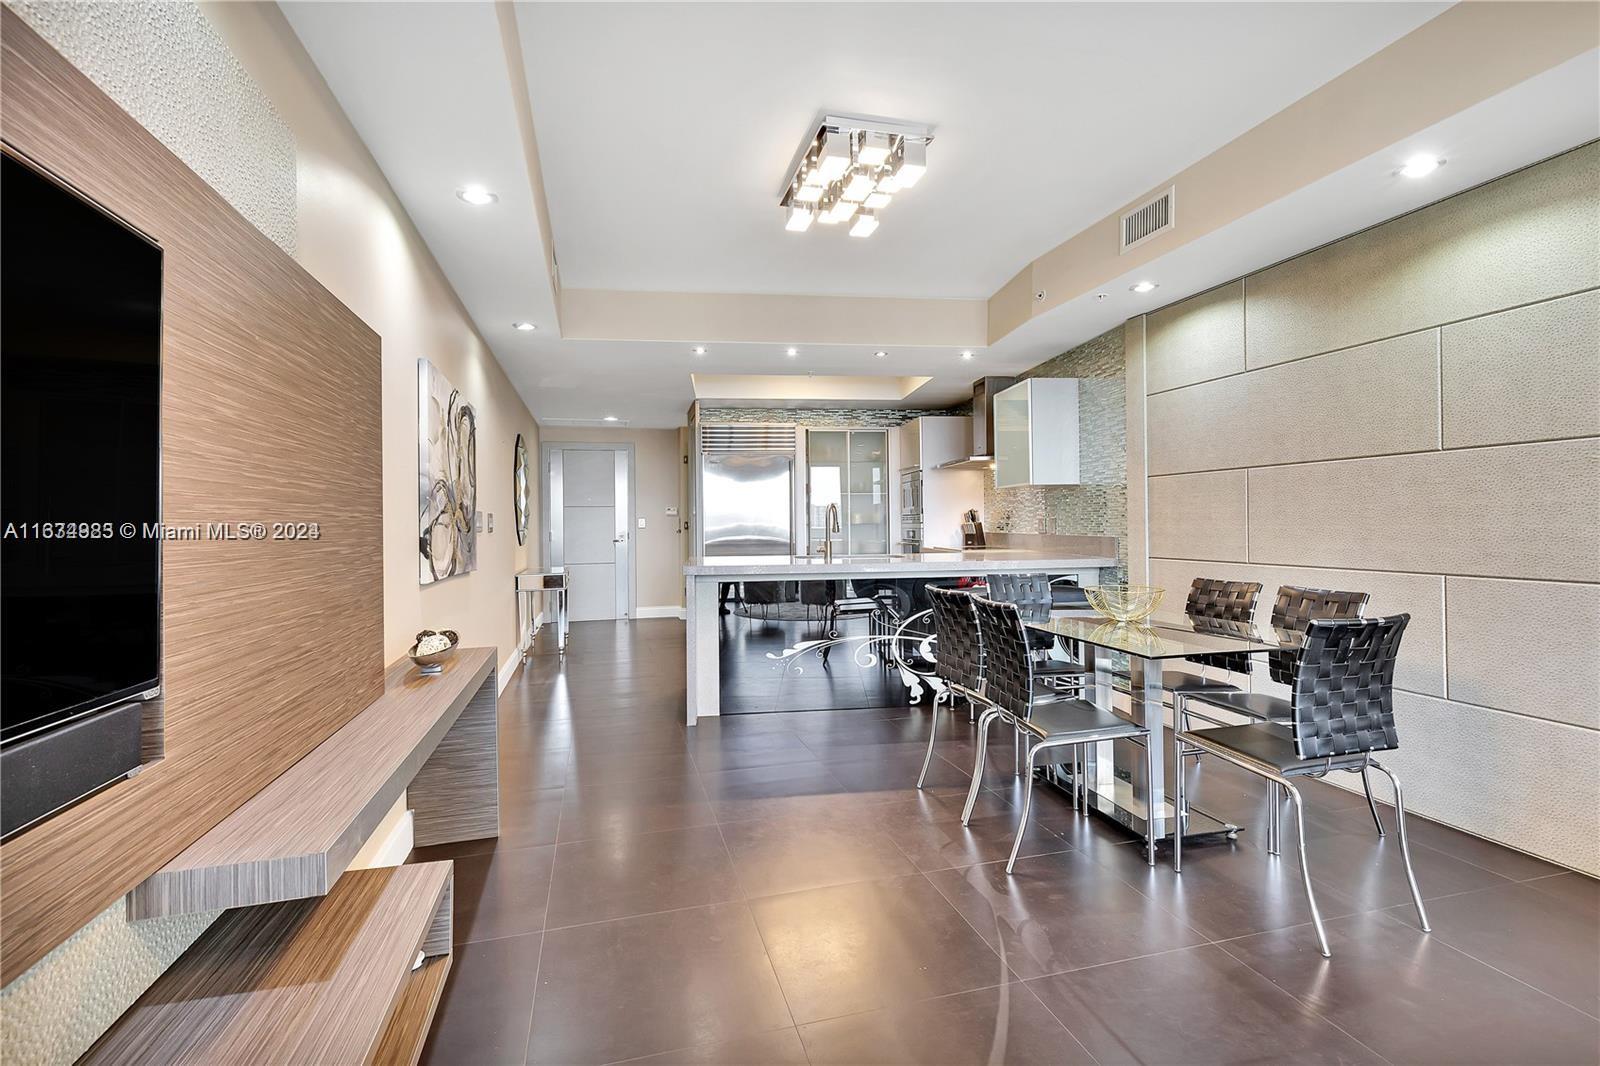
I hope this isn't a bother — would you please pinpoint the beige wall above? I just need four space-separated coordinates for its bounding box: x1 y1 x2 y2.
205 2 541 676
1131 143 1600 874
540 427 687 611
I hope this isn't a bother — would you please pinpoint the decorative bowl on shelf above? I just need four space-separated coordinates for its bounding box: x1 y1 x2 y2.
1084 584 1164 624
409 629 459 675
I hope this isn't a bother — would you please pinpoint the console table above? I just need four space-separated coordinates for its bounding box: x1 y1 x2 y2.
516 566 568 658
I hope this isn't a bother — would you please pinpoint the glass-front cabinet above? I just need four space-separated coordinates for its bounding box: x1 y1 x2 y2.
805 429 888 555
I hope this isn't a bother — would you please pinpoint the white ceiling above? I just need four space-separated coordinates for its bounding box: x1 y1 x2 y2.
514 1 1447 299
284 3 1594 429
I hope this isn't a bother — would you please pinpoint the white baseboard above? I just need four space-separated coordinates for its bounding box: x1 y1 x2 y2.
636 605 686 620
499 611 547 692
498 656 519 694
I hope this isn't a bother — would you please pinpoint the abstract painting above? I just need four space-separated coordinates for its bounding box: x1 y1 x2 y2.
418 358 478 584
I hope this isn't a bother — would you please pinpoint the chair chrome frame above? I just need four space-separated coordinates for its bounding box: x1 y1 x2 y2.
1173 615 1431 958
916 585 988 791
965 595 1153 871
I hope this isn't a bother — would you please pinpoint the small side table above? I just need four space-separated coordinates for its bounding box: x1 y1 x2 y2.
515 567 568 658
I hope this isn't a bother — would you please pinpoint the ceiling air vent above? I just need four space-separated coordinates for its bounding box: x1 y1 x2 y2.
700 424 797 455
1120 187 1175 253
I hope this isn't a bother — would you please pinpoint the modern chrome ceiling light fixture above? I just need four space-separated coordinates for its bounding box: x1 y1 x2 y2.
780 115 932 237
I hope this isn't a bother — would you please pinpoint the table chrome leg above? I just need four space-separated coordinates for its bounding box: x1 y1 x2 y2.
1128 655 1165 865
1172 725 1185 873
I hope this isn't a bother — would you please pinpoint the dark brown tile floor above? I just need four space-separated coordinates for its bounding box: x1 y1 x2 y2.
417 620 1600 1066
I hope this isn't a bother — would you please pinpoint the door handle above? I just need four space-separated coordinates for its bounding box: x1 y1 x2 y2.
613 534 626 543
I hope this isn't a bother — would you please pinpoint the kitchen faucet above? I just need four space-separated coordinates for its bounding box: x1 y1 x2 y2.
823 502 841 563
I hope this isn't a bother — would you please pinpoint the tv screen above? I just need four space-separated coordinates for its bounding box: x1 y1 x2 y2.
2 151 162 746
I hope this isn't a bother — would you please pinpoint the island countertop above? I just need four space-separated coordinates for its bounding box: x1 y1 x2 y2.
684 548 1118 577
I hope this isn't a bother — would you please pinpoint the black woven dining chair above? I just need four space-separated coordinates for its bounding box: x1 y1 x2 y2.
916 585 985 790
968 595 1151 870
1173 614 1429 958
1182 584 1383 843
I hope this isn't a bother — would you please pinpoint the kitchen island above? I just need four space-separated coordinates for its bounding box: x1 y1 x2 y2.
683 547 1118 724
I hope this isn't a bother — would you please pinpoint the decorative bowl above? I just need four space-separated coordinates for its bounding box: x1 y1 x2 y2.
1084 584 1164 624
409 629 460 675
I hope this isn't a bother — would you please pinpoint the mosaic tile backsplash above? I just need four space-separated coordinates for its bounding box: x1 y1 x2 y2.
698 404 967 427
981 326 1129 581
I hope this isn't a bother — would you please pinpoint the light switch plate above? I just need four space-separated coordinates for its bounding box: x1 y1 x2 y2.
637 517 647 529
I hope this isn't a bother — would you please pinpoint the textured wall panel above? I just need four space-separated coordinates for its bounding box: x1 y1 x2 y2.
1441 289 1600 448
1244 143 1600 367
1148 558 1445 697
1145 280 1245 394
1146 369 1248 475
8 0 295 254
1147 471 1248 562
1445 577 1600 729
1361 692 1599 876
1247 440 1600 582
1147 330 1440 474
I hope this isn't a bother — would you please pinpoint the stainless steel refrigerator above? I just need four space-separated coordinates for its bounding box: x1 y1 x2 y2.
701 452 794 556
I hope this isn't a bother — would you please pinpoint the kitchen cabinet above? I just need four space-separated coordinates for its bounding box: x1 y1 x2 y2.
993 379 1079 488
897 415 971 471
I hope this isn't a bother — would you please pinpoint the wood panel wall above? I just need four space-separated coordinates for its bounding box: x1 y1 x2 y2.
0 10 384 983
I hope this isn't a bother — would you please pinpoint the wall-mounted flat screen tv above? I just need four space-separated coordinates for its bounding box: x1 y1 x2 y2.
1 149 162 837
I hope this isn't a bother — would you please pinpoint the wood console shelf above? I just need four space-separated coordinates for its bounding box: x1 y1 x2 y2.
85 862 454 1066
126 648 499 920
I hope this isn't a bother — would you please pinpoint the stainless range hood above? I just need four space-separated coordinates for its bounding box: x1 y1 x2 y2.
937 375 1015 469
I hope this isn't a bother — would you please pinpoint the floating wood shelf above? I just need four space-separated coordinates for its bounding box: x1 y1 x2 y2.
126 649 499 920
85 862 454 1065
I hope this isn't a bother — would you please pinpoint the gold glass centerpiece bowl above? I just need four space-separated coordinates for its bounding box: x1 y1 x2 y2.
1084 584 1164 624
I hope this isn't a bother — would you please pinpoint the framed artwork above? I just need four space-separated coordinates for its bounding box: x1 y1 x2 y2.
418 358 477 584
514 433 530 546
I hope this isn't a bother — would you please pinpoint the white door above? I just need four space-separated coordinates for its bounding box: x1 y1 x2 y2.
548 446 632 621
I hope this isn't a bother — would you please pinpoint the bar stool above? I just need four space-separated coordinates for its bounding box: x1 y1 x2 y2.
1173 614 1430 958
916 585 985 790
967 595 1152 871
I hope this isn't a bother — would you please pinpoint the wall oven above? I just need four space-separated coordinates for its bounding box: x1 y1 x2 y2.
898 469 923 553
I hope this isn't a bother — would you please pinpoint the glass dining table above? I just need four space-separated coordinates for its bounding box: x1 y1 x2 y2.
1025 611 1302 853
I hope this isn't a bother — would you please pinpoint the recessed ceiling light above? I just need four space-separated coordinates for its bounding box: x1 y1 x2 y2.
691 346 707 355
1130 281 1158 294
960 351 975 360
512 321 536 331
456 184 497 206
785 347 799 357
874 350 888 359
602 415 619 422
1399 154 1443 179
